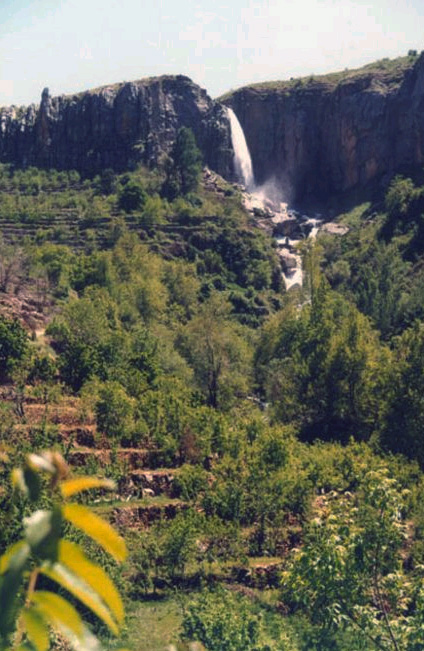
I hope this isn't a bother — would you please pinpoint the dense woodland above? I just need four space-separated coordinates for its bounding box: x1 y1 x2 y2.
2 128 424 650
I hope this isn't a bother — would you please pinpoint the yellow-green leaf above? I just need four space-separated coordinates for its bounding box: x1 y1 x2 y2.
63 503 127 561
58 540 124 624
12 468 27 495
40 563 119 636
22 607 50 651
0 540 29 574
31 590 83 639
60 477 115 499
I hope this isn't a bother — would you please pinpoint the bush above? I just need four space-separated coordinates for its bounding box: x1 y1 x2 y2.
0 315 28 380
181 588 295 651
95 381 135 440
174 464 210 502
118 181 147 212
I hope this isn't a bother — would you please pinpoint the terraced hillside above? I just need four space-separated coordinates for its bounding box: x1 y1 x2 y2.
3 155 424 650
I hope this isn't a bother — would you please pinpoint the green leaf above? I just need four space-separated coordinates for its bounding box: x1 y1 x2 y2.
12 468 28 495
31 590 83 639
0 541 30 636
31 594 104 651
63 503 127 561
59 540 124 624
22 607 50 651
11 465 42 501
40 563 119 635
23 466 42 502
60 477 115 499
0 540 29 574
24 508 62 561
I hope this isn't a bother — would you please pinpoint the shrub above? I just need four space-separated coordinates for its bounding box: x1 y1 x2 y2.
0 315 28 380
117 181 147 212
95 381 135 440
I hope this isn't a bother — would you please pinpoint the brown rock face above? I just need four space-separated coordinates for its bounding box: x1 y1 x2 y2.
0 75 233 178
225 55 424 200
3 57 424 200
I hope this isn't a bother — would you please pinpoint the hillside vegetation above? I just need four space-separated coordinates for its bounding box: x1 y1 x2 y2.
219 53 419 98
2 134 424 650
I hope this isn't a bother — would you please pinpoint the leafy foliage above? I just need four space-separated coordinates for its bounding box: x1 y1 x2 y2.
256 283 388 441
281 468 422 650
181 588 295 651
0 452 127 651
0 317 28 381
118 181 147 213
162 128 202 199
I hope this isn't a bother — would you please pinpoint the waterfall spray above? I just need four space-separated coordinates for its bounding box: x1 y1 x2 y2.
226 107 254 190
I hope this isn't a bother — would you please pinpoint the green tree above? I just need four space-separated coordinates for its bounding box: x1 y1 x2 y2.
256 285 388 441
381 320 424 466
162 128 202 199
117 181 147 212
95 381 135 440
0 316 28 382
281 468 418 650
159 512 198 580
47 288 127 391
181 588 295 651
178 294 252 409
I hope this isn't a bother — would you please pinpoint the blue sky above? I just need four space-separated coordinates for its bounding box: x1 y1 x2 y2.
1 0 423 106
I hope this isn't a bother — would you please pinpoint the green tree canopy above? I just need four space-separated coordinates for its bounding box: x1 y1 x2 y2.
162 127 202 199
0 316 28 381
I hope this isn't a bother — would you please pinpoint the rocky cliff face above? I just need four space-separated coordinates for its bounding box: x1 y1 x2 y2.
225 54 424 200
3 57 424 200
0 75 233 178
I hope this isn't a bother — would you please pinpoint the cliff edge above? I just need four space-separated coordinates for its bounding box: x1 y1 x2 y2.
0 75 233 178
224 54 424 200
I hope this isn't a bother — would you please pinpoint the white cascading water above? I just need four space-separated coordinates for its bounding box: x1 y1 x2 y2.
226 107 255 191
226 106 323 290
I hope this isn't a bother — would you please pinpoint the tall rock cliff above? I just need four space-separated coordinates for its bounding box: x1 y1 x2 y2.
0 75 233 178
225 54 424 200
2 56 424 201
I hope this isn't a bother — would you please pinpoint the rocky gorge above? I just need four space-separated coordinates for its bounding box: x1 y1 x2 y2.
225 53 424 200
1 53 424 202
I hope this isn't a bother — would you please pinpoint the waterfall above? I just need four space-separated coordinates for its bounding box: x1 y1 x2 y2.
226 107 254 190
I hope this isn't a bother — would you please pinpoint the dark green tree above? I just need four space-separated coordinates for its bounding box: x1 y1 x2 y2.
118 181 147 212
0 315 28 381
256 284 388 441
381 320 424 466
162 127 202 199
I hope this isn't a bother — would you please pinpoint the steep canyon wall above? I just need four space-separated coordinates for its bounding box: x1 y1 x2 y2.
2 56 424 201
0 75 233 179
225 54 424 200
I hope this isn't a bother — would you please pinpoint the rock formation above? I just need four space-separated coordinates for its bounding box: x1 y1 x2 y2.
2 55 424 201
0 75 233 178
224 54 424 200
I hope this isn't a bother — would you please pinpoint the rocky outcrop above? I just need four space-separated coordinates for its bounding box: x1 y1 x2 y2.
3 56 424 200
0 75 233 178
225 54 424 200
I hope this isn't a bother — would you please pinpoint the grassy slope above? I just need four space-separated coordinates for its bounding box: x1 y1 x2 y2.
218 54 417 100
